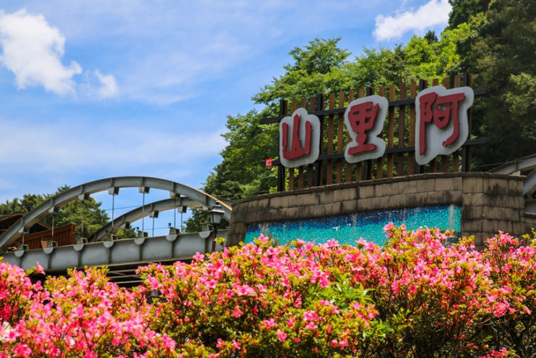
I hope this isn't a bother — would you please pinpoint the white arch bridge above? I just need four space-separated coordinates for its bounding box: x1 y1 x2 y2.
0 177 232 285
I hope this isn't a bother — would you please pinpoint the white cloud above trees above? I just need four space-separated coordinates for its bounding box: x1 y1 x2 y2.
374 0 451 41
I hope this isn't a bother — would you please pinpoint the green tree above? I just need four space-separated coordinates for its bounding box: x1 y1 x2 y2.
346 45 412 88
253 38 352 106
447 0 490 29
186 39 353 232
471 0 536 167
424 30 438 44
184 111 277 232
0 194 46 217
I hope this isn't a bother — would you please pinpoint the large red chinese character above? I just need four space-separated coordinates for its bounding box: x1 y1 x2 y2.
279 108 321 168
418 92 466 155
346 101 380 155
282 113 312 160
344 95 388 163
416 86 474 165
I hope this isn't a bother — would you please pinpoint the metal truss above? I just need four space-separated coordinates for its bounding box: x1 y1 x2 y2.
0 176 232 250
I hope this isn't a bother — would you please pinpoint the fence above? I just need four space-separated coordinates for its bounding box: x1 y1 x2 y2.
262 74 486 192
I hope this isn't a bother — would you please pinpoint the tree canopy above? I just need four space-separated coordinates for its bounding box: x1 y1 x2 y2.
447 0 490 29
471 0 536 167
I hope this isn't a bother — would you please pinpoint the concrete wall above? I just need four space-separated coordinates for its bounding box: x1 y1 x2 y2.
228 173 532 248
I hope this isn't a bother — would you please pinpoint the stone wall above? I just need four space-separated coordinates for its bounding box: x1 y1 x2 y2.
227 173 532 247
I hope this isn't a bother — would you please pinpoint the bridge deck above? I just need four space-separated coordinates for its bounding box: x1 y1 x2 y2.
2 230 227 286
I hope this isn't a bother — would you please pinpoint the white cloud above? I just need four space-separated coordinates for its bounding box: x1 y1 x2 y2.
374 0 451 41
0 1 398 105
95 70 118 98
0 9 118 99
79 70 118 99
0 9 82 95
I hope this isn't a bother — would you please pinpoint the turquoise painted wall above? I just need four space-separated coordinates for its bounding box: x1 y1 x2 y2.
244 205 461 246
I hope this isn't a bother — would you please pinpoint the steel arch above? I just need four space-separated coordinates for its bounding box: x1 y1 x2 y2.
91 197 198 242
0 176 232 250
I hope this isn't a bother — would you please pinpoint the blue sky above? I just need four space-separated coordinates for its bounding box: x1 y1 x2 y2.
0 0 451 234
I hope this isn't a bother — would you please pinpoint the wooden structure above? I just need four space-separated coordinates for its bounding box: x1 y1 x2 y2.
262 74 487 192
0 213 49 235
14 223 77 250
0 212 77 250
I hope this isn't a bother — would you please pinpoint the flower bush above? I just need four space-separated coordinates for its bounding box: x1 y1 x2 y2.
1 224 536 357
1 265 175 357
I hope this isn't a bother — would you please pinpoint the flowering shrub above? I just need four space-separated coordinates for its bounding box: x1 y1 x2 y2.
0 262 34 335
0 265 175 357
137 236 385 357
1 225 535 357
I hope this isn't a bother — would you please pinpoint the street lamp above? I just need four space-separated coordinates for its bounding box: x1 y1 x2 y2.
209 202 225 252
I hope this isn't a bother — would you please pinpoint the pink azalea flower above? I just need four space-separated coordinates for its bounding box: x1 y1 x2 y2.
305 322 317 330
276 329 287 341
287 318 295 327
35 261 45 274
263 318 276 329
303 310 319 322
192 251 204 261
231 307 244 318
216 338 225 349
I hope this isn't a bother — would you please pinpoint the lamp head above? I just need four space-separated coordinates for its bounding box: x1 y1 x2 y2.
209 202 225 226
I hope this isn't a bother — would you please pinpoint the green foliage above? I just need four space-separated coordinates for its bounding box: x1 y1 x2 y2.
0 194 45 217
405 27 467 80
471 0 536 167
186 39 354 231
253 35 463 108
308 270 373 311
346 46 411 88
113 227 138 240
183 207 208 233
184 110 277 232
505 73 536 142
253 38 352 105
448 0 491 29
288 37 350 75
424 30 439 44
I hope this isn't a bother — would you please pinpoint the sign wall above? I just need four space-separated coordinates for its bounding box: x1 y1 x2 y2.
279 86 474 168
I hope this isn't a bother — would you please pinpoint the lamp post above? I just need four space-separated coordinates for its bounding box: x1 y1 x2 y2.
209 202 225 252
